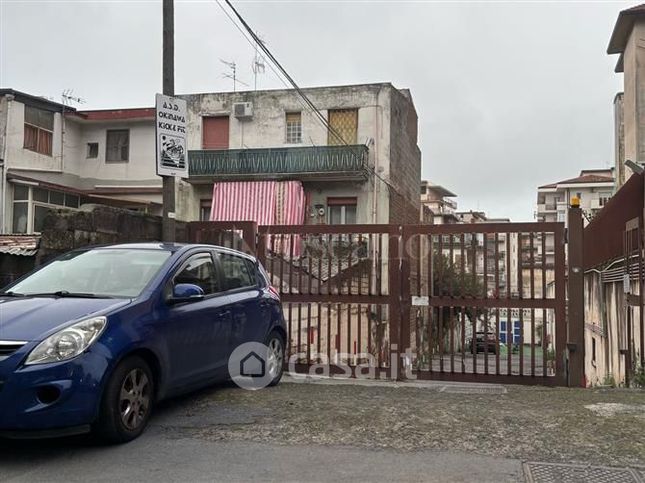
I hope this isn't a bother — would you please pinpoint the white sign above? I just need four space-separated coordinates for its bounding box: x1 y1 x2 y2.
155 93 188 178
411 296 429 306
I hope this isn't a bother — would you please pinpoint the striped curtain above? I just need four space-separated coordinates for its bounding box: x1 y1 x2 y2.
275 181 306 256
209 180 306 256
209 181 277 224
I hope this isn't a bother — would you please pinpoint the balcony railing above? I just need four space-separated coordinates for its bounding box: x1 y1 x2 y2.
188 144 369 181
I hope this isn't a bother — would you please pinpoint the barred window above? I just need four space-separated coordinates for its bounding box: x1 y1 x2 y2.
285 112 302 144
328 108 358 145
106 129 129 162
24 106 54 156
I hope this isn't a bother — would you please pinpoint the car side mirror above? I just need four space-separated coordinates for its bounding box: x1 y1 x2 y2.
169 283 204 304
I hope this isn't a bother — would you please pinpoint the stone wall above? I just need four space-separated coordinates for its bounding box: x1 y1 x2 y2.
36 204 187 264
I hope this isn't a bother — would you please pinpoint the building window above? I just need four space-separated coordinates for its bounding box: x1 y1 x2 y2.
23 106 54 156
87 142 99 158
200 199 212 221
328 197 357 224
106 129 129 162
285 112 302 144
11 184 80 234
328 108 358 145
599 193 612 206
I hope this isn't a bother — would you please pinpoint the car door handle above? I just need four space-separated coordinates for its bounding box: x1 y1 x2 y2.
218 309 231 318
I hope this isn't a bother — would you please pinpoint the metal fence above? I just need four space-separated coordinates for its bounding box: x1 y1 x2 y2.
188 220 569 385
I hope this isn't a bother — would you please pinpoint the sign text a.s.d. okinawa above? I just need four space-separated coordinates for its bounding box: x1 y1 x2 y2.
155 93 188 178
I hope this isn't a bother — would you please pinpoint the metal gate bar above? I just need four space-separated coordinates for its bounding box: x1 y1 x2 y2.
402 222 566 386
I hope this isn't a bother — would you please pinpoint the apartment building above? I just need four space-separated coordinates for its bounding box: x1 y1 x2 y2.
0 83 421 233
182 83 420 226
420 180 458 224
608 4 645 189
536 168 614 267
0 89 162 234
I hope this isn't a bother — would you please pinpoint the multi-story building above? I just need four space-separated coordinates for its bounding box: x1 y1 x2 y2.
0 83 421 233
420 181 458 224
608 4 645 189
537 169 614 226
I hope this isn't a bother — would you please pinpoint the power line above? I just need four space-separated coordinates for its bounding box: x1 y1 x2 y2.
216 0 406 197
221 0 348 146
213 0 329 129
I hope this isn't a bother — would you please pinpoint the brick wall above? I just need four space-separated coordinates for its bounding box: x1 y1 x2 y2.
388 88 422 224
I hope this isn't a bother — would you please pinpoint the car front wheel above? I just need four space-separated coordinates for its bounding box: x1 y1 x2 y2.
95 355 154 444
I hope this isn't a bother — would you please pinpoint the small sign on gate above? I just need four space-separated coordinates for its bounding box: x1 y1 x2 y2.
411 296 429 306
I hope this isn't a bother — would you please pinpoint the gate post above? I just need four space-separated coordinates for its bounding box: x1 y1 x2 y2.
399 227 412 380
567 201 586 387
388 228 403 380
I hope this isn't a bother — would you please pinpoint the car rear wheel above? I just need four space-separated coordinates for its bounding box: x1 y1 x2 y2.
266 331 285 387
95 356 154 444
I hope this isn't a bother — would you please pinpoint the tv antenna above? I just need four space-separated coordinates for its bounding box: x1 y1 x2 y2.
220 59 248 92
61 89 86 106
251 35 266 90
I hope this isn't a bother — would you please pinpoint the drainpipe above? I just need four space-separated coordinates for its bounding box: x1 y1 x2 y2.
1 94 14 234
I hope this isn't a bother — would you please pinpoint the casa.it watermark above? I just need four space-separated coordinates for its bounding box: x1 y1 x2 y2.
228 343 416 390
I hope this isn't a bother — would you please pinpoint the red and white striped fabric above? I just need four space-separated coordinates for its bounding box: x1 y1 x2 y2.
275 181 306 226
209 181 306 257
274 181 306 256
209 181 277 224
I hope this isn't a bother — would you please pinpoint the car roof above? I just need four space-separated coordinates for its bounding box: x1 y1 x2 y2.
87 242 257 260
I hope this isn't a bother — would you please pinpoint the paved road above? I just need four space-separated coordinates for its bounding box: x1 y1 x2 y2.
0 436 523 482
1 378 643 482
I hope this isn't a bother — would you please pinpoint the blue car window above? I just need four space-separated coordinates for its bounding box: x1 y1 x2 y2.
173 253 220 295
219 253 255 291
9 248 171 298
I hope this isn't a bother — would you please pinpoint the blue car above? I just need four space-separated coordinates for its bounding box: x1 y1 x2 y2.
0 243 286 443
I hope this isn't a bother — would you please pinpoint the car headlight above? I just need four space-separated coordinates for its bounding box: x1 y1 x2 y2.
25 316 107 365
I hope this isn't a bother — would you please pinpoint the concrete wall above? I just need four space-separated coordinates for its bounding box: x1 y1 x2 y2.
182 84 392 158
614 93 626 189
74 121 158 183
621 20 645 179
3 99 63 172
584 271 643 386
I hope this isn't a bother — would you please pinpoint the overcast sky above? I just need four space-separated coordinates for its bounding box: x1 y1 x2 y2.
0 0 632 221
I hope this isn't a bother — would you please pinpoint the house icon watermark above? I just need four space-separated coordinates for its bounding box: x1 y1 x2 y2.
228 342 273 390
240 351 265 378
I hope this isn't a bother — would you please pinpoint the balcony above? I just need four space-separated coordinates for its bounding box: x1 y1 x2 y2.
188 144 369 183
537 203 557 212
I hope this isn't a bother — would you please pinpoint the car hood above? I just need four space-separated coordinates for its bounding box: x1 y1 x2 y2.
0 297 131 342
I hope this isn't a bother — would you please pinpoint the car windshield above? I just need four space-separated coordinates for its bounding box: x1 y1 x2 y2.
7 248 172 298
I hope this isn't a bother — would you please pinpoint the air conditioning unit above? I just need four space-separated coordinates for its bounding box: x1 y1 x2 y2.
233 102 253 120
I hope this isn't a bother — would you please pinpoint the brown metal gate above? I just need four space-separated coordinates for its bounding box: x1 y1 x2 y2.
256 224 401 379
187 220 568 385
401 222 567 386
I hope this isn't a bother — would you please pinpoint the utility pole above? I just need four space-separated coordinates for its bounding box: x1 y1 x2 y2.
162 0 176 242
